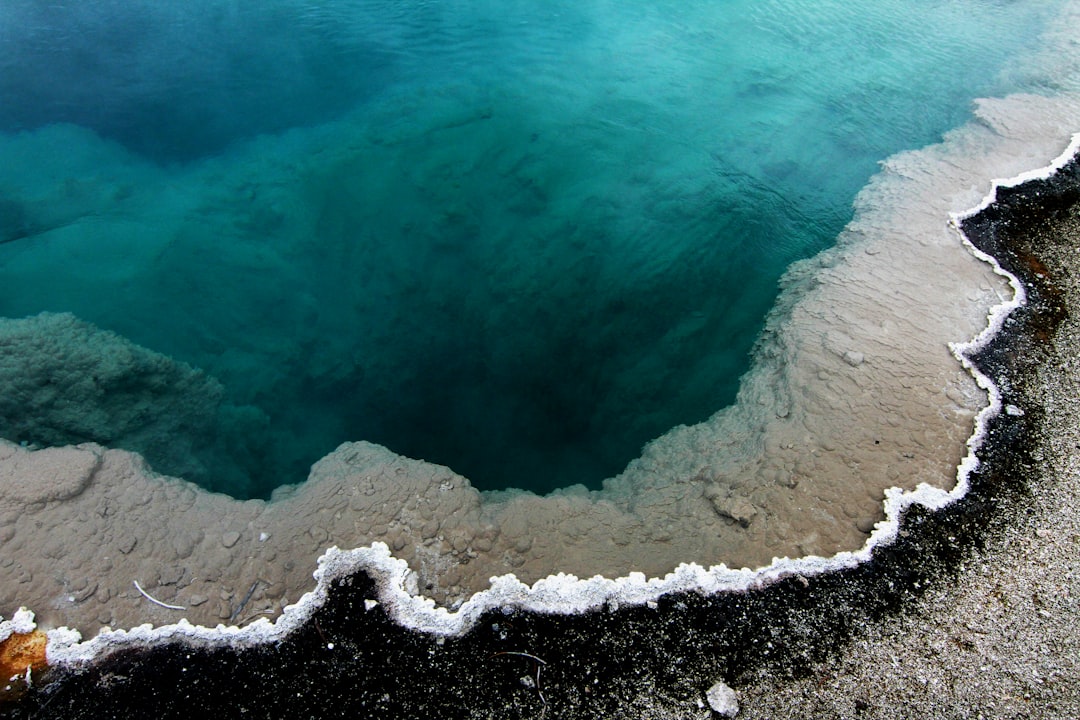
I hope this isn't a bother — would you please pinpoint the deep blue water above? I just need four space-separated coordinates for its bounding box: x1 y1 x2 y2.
0 0 1063 496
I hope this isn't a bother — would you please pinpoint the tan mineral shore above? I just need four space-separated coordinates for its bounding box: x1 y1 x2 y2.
1 93 1079 639
734 149 1080 720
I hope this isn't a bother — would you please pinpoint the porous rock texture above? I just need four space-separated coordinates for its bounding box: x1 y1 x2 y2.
0 313 224 485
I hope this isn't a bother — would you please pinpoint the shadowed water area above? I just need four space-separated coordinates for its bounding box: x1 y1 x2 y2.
0 0 1063 496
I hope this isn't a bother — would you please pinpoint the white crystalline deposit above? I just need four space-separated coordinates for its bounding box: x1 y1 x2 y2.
0 608 37 643
706 680 740 717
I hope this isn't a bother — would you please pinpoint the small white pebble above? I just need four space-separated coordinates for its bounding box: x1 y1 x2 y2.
706 680 739 717
842 350 865 367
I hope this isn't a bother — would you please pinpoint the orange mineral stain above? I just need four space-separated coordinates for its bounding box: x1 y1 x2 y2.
0 629 48 690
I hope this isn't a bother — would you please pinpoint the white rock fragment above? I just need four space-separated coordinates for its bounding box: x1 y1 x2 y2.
842 350 865 367
706 680 739 717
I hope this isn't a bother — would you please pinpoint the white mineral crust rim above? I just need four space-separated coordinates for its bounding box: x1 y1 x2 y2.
0 127 1071 668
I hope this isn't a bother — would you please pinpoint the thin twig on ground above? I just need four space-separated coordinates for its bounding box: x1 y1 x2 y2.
132 580 186 611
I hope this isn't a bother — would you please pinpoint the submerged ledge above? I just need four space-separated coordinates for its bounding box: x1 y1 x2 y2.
3 135 1080 716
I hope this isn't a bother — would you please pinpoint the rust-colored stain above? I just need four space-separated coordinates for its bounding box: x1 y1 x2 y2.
1019 249 1053 279
1013 245 1068 344
0 630 48 684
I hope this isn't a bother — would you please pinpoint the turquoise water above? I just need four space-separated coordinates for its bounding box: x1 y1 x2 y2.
0 0 1062 496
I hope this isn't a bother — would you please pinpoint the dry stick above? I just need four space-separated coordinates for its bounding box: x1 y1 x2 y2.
536 664 546 706
493 651 549 706
229 580 263 623
132 580 186 611
492 651 547 665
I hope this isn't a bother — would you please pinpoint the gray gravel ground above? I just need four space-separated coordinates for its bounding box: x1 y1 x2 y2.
731 200 1080 720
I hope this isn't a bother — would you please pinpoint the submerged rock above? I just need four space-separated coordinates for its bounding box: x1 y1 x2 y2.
0 313 225 485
